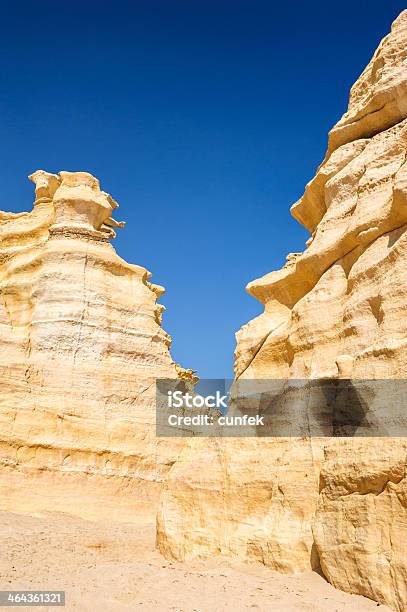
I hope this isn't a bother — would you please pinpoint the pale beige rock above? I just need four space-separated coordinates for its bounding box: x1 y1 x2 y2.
327 11 407 157
0 170 185 521
314 439 407 610
157 11 407 611
157 437 323 574
292 10 407 233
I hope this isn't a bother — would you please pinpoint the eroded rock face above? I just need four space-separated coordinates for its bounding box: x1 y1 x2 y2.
0 170 188 521
157 11 407 610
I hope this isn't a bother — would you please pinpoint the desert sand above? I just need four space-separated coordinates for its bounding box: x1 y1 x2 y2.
0 510 389 611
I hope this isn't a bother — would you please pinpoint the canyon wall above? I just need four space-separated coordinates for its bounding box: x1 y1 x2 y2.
0 170 191 521
157 11 407 610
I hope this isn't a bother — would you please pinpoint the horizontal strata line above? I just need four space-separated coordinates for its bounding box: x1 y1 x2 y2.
4 319 163 337
0 462 161 481
0 438 156 460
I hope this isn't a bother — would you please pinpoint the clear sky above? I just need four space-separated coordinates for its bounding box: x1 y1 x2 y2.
1 1 405 377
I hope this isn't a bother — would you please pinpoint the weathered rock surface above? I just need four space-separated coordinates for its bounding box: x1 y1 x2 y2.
157 11 407 611
0 170 189 520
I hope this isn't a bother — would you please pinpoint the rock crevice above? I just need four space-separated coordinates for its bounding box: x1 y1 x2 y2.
157 11 407 611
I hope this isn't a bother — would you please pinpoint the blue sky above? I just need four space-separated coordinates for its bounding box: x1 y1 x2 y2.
1 1 405 377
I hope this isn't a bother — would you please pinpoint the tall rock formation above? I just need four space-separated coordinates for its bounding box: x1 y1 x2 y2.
157 11 407 611
0 170 189 521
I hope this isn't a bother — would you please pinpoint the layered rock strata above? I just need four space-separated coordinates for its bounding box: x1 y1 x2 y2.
157 11 407 611
0 170 190 520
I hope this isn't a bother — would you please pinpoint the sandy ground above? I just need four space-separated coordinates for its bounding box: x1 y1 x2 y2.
0 510 390 612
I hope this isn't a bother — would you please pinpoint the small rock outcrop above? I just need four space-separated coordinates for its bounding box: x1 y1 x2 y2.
0 170 185 520
157 11 407 611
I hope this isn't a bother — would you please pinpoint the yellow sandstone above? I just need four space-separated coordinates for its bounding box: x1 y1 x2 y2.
0 170 190 521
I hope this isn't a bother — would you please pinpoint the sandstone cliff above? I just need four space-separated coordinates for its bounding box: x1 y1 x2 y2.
157 11 407 611
0 170 190 521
